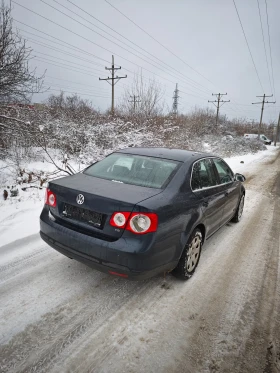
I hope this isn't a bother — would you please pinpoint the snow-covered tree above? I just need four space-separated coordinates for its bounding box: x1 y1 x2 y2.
0 2 44 104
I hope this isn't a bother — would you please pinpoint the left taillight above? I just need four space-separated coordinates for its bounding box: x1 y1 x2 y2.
110 212 131 228
45 188 57 207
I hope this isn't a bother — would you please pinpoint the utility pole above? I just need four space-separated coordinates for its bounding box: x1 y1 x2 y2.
274 112 280 146
172 83 179 116
99 55 127 115
128 95 141 111
208 93 230 126
252 94 276 139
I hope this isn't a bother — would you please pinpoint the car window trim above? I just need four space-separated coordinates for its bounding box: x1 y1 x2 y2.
190 157 234 192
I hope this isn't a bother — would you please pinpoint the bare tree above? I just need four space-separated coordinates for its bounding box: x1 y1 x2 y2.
118 71 165 119
46 92 96 121
0 1 44 104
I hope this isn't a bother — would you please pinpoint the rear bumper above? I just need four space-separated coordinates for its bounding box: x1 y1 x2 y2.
40 210 178 280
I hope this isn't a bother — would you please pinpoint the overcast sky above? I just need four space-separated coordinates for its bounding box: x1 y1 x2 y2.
9 0 280 122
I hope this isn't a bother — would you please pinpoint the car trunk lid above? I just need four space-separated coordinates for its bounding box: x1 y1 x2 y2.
48 173 162 240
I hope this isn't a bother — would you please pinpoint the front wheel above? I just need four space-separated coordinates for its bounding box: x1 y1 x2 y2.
172 228 203 280
232 194 245 223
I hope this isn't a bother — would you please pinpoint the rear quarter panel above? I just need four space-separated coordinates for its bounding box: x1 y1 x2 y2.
136 162 203 264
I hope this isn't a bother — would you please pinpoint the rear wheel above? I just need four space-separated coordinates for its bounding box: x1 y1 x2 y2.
172 228 202 280
232 194 245 223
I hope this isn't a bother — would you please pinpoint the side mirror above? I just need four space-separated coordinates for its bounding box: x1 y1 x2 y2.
235 173 246 182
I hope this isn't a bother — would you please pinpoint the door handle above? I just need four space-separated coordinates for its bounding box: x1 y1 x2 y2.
202 201 209 207
225 191 229 197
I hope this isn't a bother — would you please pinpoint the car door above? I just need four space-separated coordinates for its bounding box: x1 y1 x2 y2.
191 158 226 238
212 158 240 225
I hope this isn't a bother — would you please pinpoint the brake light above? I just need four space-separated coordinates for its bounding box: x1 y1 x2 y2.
109 212 158 234
108 271 128 278
110 212 131 228
45 188 57 207
127 213 158 234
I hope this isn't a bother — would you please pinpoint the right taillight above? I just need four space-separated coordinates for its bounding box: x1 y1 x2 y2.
109 212 158 234
127 213 158 234
45 188 57 207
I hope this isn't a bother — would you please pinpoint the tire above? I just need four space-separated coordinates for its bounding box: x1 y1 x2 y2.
232 194 245 223
172 228 203 280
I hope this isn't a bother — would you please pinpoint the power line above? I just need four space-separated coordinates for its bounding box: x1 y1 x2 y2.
31 55 99 76
36 58 127 93
45 88 122 102
257 0 273 94
14 19 111 65
180 90 208 100
44 81 111 95
13 5 257 119
232 0 264 92
252 93 276 138
17 28 127 91
14 8 219 110
18 25 159 92
45 88 111 99
92 0 238 116
13 2 212 99
19 30 107 69
50 0 182 81
13 1 126 65
32 57 108 78
265 0 276 99
21 28 187 97
32 50 106 75
172 83 179 116
104 0 215 86
40 0 212 96
128 95 141 111
99 55 127 115
42 87 112 99
61 0 214 94
208 93 230 125
45 75 112 91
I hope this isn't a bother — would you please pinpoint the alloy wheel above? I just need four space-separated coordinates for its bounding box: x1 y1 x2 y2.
185 234 202 272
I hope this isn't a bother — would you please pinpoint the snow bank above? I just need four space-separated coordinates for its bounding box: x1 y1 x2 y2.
0 187 45 247
225 144 278 174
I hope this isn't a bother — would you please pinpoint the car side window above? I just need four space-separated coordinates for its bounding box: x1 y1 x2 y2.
191 159 218 190
213 159 234 184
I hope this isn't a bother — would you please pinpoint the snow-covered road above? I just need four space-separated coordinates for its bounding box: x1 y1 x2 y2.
0 149 280 373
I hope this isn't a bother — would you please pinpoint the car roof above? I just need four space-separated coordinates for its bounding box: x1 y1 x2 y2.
115 147 217 163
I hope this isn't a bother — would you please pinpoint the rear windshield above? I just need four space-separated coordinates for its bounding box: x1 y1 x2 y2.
84 153 180 189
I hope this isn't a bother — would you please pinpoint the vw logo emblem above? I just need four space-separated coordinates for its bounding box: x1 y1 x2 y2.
76 194 85 205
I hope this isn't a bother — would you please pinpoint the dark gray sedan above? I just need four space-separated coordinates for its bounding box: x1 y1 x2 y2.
40 148 245 280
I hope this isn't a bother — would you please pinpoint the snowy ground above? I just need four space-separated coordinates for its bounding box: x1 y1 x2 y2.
0 146 278 248
0 146 280 372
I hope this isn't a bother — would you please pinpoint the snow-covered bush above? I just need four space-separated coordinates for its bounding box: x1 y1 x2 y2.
0 92 273 183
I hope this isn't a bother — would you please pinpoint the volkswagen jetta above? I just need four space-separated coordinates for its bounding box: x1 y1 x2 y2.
40 148 246 280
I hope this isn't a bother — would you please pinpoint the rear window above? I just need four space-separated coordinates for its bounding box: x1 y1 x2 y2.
84 153 180 189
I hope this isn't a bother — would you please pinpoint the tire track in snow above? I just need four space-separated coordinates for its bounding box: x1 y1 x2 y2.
1 150 280 373
0 271 166 373
0 245 48 276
